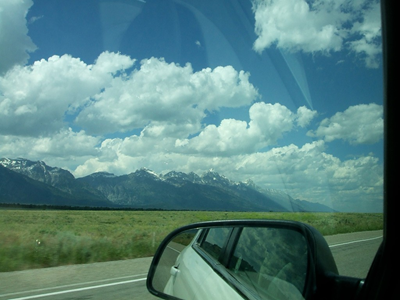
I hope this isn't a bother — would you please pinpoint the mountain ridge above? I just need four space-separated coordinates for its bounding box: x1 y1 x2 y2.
0 164 113 207
1 158 334 212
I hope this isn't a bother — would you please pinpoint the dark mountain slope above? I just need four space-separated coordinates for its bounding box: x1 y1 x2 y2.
0 165 112 207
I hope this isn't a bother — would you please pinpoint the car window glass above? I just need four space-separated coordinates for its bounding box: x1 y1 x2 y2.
199 228 231 260
0 0 384 298
228 227 307 299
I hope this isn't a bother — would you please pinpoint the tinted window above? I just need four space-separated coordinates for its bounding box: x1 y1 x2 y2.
199 228 231 260
228 228 307 299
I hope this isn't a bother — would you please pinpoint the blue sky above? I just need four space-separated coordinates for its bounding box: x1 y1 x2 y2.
0 0 384 212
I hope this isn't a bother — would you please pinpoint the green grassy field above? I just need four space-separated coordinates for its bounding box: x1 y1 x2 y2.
0 210 383 272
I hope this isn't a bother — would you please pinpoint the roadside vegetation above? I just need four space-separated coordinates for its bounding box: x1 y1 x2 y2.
0 209 383 272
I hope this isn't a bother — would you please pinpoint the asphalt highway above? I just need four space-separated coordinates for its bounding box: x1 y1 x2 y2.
0 230 383 300
325 230 383 278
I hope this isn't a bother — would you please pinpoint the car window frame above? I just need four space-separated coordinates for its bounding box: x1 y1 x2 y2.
193 229 261 299
196 227 234 261
193 231 255 300
359 1 395 298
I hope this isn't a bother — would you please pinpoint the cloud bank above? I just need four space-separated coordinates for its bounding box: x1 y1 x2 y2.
252 0 382 68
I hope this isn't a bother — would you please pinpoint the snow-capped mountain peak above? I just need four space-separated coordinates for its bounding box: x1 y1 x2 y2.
133 167 162 180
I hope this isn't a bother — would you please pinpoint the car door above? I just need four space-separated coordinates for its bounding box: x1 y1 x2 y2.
163 228 244 300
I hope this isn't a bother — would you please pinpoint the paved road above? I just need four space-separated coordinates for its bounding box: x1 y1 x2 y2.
325 230 383 278
0 230 383 300
0 258 158 300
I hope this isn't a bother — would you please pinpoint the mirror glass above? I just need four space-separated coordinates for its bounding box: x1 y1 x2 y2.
149 226 308 300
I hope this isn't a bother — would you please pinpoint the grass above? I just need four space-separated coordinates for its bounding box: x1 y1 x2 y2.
0 210 383 272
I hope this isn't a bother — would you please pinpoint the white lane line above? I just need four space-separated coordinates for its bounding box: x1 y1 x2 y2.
329 236 382 248
2 275 147 299
167 245 181 254
1 274 147 298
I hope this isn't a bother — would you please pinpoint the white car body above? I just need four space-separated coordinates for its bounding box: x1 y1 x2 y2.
164 229 304 300
164 232 243 300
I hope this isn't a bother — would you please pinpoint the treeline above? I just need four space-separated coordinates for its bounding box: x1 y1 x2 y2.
0 202 173 211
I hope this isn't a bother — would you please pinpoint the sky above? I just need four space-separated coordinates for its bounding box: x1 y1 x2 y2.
0 0 384 212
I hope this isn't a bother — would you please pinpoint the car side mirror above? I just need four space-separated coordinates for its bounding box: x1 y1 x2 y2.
147 220 362 300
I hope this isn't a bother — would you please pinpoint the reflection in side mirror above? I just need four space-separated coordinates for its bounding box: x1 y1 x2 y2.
151 229 199 293
147 220 336 300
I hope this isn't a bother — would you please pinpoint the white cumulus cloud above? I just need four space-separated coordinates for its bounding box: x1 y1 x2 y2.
0 128 100 169
76 58 259 136
296 106 317 127
252 0 382 68
0 0 37 74
175 103 316 156
252 0 343 53
0 52 135 136
348 1 382 68
308 103 383 145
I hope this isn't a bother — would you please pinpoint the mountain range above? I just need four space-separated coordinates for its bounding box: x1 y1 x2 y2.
0 158 334 212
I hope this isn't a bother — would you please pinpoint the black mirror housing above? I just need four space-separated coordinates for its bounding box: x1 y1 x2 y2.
147 220 360 300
